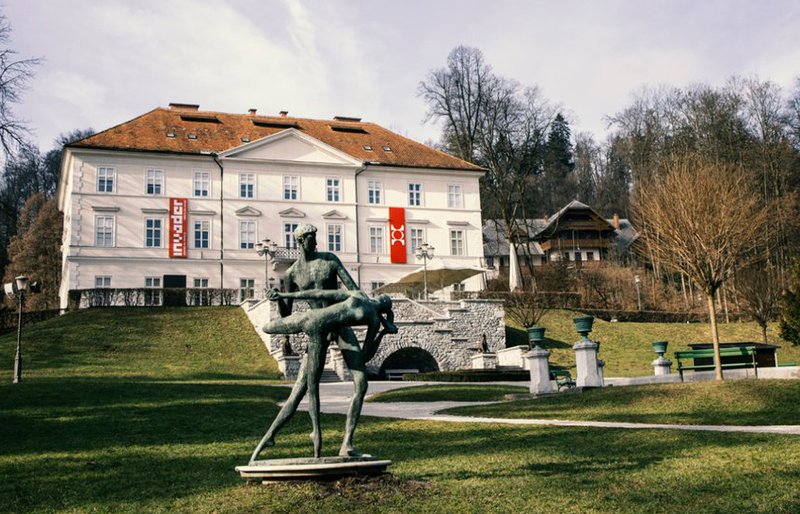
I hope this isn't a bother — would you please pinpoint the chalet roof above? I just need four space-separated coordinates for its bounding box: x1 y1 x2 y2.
68 106 484 172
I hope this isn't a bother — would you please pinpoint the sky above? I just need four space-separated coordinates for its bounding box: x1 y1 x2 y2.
7 0 800 152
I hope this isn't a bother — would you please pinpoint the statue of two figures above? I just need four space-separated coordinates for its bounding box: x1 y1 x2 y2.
249 224 398 464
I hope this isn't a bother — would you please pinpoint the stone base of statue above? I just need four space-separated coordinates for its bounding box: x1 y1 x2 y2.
236 456 392 483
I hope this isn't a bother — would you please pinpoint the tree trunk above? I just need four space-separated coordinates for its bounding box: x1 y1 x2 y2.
706 292 723 381
760 323 768 345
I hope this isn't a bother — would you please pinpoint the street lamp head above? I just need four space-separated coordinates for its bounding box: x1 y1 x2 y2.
4 282 16 297
15 275 29 292
268 240 278 253
416 242 434 260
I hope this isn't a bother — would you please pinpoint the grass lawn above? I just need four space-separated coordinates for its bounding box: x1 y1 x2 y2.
1 308 799 512
505 309 800 377
443 380 800 425
368 384 528 402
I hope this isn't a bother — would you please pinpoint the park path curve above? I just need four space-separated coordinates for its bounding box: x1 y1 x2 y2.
291 381 800 436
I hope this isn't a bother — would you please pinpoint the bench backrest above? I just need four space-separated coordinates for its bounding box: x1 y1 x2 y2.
674 347 755 360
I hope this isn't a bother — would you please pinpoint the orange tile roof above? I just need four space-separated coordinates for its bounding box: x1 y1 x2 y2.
69 107 484 172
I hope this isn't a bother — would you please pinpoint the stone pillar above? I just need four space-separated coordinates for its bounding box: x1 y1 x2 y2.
277 355 301 381
573 339 604 388
652 356 672 376
526 347 553 395
471 352 497 370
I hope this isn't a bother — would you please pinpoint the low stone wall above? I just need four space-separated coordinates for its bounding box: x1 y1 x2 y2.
243 296 507 377
497 346 530 370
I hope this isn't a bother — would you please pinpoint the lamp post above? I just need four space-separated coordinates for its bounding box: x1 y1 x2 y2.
634 274 642 311
255 238 279 296
6 275 30 384
415 242 434 300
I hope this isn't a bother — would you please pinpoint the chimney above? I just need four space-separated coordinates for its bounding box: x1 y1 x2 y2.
279 110 289 117
168 103 200 111
613 213 620 229
248 108 257 116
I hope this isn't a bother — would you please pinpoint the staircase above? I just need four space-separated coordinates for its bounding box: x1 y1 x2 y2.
320 369 341 383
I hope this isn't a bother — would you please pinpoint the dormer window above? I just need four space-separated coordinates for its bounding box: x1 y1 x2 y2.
166 132 176 138
383 145 392 152
187 133 197 140
363 145 373 151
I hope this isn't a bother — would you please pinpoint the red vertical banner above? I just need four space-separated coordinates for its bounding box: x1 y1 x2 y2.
389 207 406 263
169 197 188 258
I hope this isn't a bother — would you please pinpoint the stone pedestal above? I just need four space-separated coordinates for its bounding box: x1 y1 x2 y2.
237 456 392 483
652 356 672 376
277 355 301 381
526 347 553 395
573 339 604 388
471 352 497 370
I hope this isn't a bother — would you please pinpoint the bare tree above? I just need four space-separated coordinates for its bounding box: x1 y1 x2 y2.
0 13 40 159
632 155 773 380
736 265 782 344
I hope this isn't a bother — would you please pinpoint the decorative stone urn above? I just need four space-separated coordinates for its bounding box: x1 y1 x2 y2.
527 325 546 350
573 315 594 338
652 341 669 358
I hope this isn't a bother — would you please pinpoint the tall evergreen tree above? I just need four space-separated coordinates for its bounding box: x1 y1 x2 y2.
539 113 576 214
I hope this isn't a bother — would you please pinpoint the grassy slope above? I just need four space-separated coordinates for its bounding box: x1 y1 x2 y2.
1 308 799 512
0 307 279 380
506 309 800 377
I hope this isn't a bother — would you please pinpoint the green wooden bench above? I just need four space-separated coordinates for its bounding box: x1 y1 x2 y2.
550 369 576 391
674 346 758 381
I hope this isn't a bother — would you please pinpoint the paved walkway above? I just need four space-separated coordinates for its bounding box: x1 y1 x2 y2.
288 381 800 436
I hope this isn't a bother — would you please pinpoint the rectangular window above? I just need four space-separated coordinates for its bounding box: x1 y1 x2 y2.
450 229 464 256
239 278 255 302
408 183 422 206
97 167 115 193
587 251 595 261
327 224 342 252
144 277 162 306
367 180 382 204
239 220 256 249
95 216 114 247
369 226 384 254
370 281 385 291
453 283 466 292
192 277 210 306
410 228 425 254
284 223 299 249
283 176 299 200
145 169 163 195
326 177 341 202
193 171 210 197
145 218 162 248
239 173 254 198
95 276 111 288
447 185 463 209
193 219 210 249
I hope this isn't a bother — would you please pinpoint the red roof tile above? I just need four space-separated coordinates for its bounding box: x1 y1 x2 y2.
69 107 483 172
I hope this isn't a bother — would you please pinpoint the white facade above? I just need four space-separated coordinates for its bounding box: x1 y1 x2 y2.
58 128 485 308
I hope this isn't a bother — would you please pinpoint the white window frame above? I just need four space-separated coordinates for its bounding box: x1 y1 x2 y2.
367 180 382 205
450 229 464 256
144 277 162 306
192 277 210 306
326 177 341 202
409 227 425 254
193 171 211 197
193 218 211 249
95 215 115 247
145 169 164 196
284 222 299 249
447 184 463 209
144 217 163 248
239 173 255 199
408 182 422 206
327 223 343 252
239 220 256 249
283 175 299 201
369 226 385 254
239 278 255 302
95 276 111 288
97 167 116 193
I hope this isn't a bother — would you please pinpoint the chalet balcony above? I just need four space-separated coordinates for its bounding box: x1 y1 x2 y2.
539 238 611 252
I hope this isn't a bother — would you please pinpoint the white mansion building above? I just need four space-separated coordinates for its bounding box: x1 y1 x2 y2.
56 104 485 309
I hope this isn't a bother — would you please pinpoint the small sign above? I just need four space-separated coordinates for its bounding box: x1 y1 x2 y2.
169 197 188 258
389 207 406 263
